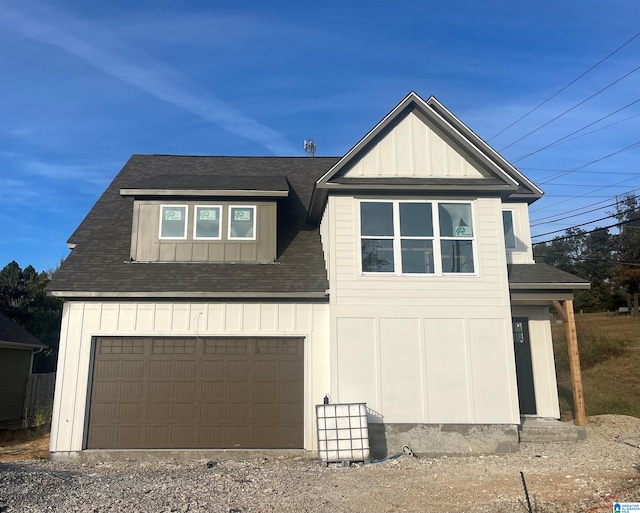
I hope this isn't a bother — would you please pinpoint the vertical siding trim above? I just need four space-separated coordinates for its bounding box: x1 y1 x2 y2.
50 302 71 452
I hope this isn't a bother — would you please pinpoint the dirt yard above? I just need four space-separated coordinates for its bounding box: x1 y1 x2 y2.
0 415 639 513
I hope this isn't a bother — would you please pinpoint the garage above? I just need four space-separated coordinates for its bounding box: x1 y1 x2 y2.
86 337 304 449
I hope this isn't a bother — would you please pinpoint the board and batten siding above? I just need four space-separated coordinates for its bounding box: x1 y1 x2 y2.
511 306 560 419
342 110 490 179
321 195 520 425
50 301 330 455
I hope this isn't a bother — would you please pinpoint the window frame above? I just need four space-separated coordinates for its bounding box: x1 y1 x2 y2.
502 209 516 250
159 204 188 240
228 205 257 241
193 205 223 240
359 199 478 277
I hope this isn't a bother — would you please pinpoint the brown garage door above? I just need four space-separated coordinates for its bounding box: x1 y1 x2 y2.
86 337 304 449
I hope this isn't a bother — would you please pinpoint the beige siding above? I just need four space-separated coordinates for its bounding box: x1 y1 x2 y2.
511 306 560 419
50 301 330 454
343 111 490 179
132 201 276 263
504 203 535 264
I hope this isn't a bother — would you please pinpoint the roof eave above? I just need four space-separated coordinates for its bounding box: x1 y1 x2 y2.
48 290 329 300
120 189 289 198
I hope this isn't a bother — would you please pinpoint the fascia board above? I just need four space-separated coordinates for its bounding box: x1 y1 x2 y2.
426 97 544 199
0 340 46 350
48 291 329 299
509 282 591 290
120 189 289 198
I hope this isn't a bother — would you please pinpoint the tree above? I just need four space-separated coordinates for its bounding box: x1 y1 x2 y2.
0 261 63 372
612 194 640 316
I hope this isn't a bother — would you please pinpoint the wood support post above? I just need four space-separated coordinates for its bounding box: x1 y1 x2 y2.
563 299 587 427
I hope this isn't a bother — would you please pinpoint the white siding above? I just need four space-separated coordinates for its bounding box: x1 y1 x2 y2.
343 111 489 179
504 202 535 264
50 301 330 454
322 195 520 425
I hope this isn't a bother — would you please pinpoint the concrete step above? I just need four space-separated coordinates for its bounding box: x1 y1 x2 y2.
518 418 586 443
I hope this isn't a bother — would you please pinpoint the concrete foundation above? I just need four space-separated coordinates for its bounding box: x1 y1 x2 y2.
368 423 520 458
50 449 312 462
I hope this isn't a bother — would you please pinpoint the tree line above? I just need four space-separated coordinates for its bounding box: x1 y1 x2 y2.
533 194 640 314
0 261 63 372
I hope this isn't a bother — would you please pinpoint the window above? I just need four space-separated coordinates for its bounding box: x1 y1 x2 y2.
160 205 187 239
194 206 222 239
360 200 475 275
502 210 516 249
229 206 256 240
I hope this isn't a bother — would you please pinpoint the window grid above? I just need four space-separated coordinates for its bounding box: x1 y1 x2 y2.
360 200 477 276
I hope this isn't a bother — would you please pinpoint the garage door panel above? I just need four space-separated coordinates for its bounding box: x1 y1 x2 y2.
148 402 172 422
88 337 303 449
201 381 225 400
150 360 173 378
148 381 172 400
173 381 198 400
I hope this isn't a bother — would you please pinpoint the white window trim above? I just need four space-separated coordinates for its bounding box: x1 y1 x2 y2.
358 199 478 277
193 205 223 240
228 205 257 241
502 209 517 250
159 204 188 240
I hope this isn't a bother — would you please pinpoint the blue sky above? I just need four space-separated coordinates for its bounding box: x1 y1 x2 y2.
1 0 638 272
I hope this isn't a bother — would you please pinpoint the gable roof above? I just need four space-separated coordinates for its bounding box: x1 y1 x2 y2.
307 92 543 222
48 156 340 298
0 311 45 349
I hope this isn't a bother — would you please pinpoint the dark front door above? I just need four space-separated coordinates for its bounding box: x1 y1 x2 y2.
512 318 537 415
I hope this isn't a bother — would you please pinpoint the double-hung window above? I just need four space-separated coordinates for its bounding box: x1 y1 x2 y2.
360 200 475 275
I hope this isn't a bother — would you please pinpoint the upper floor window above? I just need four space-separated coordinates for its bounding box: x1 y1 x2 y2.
502 210 516 249
360 200 476 275
194 206 222 239
160 205 188 239
229 206 256 240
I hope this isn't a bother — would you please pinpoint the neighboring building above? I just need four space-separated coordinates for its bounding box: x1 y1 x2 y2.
0 311 46 422
47 92 589 458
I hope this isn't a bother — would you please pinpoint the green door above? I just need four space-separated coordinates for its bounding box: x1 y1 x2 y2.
512 318 537 415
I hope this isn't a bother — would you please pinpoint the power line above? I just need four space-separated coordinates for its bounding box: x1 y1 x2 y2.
535 253 640 267
488 32 640 141
511 99 640 163
532 217 638 245
532 208 638 238
533 181 639 212
530 189 640 223
537 142 640 184
498 66 640 152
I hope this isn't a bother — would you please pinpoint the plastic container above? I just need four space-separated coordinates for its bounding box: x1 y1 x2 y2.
316 402 370 464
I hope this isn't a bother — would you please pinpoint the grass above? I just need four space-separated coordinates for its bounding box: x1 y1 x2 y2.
552 312 640 419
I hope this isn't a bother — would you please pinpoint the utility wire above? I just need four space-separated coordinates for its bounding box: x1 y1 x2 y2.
532 217 638 245
538 142 640 184
511 99 640 163
530 185 640 218
532 208 638 238
536 254 640 267
530 189 640 223
498 66 640 152
488 32 640 141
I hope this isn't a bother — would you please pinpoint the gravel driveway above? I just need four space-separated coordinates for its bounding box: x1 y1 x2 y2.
1 415 639 513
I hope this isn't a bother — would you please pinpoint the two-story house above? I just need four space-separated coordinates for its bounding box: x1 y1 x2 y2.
47 92 589 459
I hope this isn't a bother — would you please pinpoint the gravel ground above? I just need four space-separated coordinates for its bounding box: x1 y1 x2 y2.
1 415 638 513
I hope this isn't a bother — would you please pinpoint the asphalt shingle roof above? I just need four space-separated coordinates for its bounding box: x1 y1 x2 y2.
0 311 45 348
508 263 590 288
49 155 340 297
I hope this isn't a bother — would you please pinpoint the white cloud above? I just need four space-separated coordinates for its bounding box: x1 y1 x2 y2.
0 3 296 155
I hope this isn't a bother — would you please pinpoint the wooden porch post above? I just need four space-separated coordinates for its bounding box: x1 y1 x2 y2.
563 299 587 426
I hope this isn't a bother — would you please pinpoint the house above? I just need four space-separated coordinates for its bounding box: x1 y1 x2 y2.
47 92 590 459
0 311 46 422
